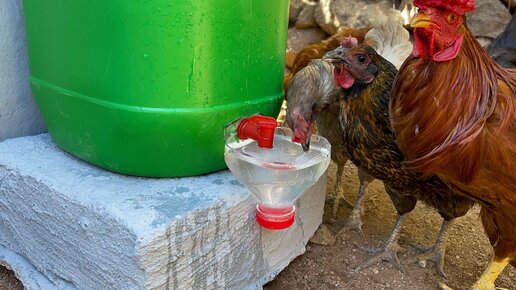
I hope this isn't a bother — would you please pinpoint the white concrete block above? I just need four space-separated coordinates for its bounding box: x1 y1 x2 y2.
0 0 46 141
0 134 326 290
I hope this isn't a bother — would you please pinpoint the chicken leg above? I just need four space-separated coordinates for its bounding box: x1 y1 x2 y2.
336 169 375 236
409 219 454 277
472 257 510 290
331 163 348 217
355 213 407 272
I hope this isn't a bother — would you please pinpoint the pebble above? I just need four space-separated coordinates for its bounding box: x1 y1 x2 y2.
418 260 427 268
372 268 379 274
309 224 336 246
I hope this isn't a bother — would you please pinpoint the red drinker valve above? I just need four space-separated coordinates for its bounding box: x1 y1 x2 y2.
237 115 277 149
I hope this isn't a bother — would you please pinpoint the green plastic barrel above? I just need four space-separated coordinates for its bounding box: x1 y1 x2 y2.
23 0 288 177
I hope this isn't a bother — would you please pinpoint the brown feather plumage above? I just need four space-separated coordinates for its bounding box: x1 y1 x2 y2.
390 18 516 273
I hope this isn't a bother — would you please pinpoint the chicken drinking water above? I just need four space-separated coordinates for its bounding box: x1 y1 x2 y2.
285 21 411 231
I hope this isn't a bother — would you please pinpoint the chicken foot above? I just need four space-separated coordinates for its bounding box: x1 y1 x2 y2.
471 257 510 290
354 213 407 273
409 219 454 278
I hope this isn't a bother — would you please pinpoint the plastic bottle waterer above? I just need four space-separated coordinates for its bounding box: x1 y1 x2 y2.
224 115 331 230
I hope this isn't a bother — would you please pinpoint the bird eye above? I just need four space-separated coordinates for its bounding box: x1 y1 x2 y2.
357 54 367 63
447 13 457 23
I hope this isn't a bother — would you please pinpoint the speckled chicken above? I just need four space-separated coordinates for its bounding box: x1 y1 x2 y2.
286 59 374 231
318 39 475 275
285 22 413 231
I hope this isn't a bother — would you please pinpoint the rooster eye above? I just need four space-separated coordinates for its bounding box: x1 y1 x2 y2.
447 13 457 23
357 54 367 63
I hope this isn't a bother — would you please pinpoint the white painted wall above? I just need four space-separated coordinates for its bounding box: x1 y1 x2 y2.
0 0 46 142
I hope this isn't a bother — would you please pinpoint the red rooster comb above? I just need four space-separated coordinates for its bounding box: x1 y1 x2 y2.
414 0 475 15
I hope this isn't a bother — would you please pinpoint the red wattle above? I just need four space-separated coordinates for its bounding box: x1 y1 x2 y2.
334 67 355 89
433 35 464 62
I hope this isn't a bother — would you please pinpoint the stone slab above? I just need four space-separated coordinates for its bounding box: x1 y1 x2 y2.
0 134 326 289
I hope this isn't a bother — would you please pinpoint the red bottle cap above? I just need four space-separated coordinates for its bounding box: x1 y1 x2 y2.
237 115 277 149
255 204 295 230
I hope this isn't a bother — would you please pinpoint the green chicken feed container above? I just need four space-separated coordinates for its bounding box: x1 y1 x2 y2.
23 0 288 177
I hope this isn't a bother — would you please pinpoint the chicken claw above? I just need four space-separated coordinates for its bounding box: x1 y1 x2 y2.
354 214 407 273
438 282 454 290
408 219 454 278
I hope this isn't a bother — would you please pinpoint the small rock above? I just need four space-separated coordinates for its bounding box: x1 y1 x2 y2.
295 4 318 29
289 0 305 24
467 0 511 41
286 26 329 55
418 259 427 268
313 0 395 35
309 224 336 245
372 268 379 274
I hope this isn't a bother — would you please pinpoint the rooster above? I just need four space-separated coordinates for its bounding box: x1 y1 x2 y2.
285 22 410 230
390 0 516 288
322 37 474 276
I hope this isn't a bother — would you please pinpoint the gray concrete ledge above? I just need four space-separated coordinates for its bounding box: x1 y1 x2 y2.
0 134 326 289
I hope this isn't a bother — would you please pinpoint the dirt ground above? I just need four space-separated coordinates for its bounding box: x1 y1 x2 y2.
0 165 514 290
0 265 22 290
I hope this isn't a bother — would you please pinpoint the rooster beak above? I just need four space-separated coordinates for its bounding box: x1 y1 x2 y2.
410 11 432 28
301 140 310 152
323 48 343 64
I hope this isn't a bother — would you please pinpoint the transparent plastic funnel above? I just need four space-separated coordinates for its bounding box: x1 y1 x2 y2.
225 126 331 230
